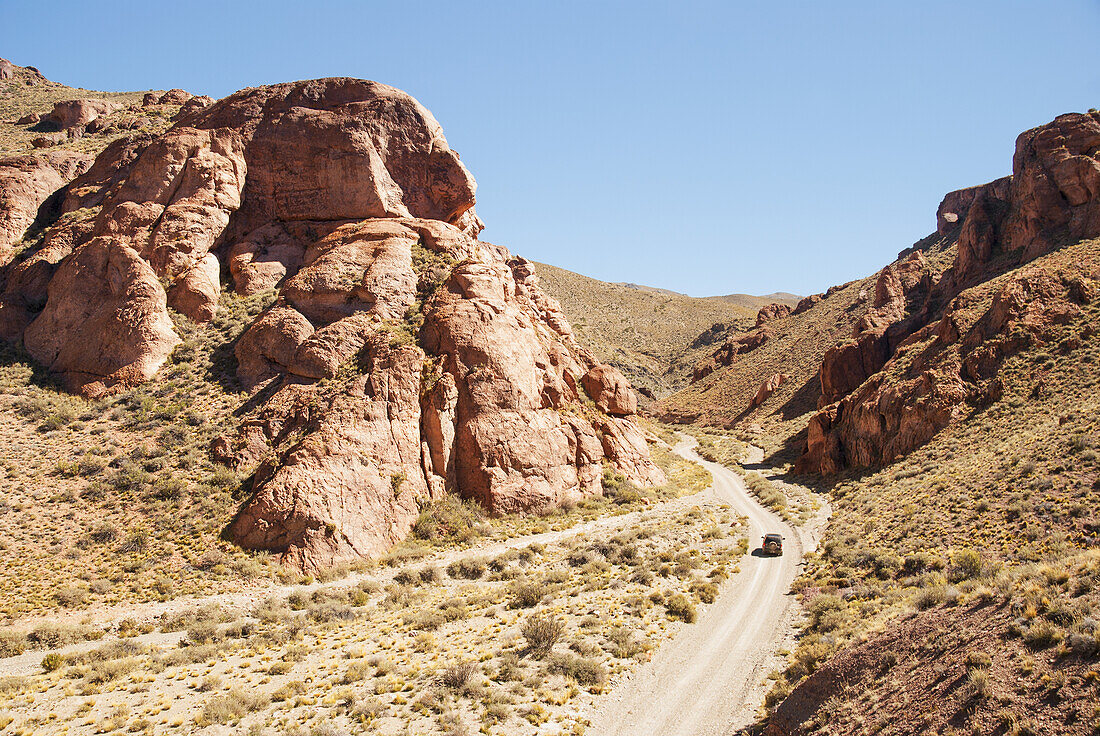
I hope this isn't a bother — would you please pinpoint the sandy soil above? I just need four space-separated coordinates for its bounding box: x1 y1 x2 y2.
586 439 829 736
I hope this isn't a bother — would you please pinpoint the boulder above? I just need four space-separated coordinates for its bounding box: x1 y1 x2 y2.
756 302 792 326
16 112 39 126
0 59 13 81
158 89 193 105
582 364 637 416
46 99 121 130
792 293 822 315
750 372 789 409
22 237 180 398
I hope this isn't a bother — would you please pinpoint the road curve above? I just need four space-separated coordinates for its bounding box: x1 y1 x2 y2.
587 437 809 736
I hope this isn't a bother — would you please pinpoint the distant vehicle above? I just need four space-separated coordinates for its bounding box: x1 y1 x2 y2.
761 533 783 556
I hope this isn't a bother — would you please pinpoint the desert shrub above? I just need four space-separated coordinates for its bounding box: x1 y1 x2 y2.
405 609 446 631
40 653 63 672
440 661 479 690
950 548 983 581
548 652 607 687
608 627 645 658
965 651 992 670
522 614 565 657
1023 620 1062 649
744 471 786 510
0 630 29 657
690 581 720 604
508 580 544 609
197 689 270 725
967 667 992 699
28 623 103 649
412 495 483 543
447 557 487 579
665 593 697 623
83 657 139 684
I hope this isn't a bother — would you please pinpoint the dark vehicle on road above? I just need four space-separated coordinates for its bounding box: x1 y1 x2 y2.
761 533 783 556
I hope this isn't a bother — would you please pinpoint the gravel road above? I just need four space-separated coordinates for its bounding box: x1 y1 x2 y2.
587 438 822 736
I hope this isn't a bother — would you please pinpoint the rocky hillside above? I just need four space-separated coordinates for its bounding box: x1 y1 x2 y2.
663 110 1100 733
533 262 758 400
0 74 666 572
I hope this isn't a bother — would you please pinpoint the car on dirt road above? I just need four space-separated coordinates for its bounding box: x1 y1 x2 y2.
761 533 783 556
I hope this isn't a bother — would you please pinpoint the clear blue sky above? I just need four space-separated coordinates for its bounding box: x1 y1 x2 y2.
3 1 1098 297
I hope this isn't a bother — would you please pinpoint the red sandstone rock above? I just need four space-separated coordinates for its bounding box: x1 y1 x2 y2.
792 293 822 315
47 99 121 130
158 89 193 105
0 59 13 81
750 372 789 409
0 152 92 259
756 302 792 326
22 237 180 397
582 364 637 416
954 112 1100 285
0 77 664 570
692 327 773 382
16 112 38 125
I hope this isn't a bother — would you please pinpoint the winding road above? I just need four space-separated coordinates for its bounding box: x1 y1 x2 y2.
588 438 821 736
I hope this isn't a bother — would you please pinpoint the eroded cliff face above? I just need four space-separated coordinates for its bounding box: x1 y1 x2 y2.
0 77 665 569
795 111 1100 474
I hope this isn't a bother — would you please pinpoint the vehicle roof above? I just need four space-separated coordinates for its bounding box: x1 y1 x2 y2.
763 533 783 540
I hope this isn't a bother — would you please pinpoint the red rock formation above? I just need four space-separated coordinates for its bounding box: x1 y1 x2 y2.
817 252 932 405
799 111 1100 475
46 99 122 130
756 302 792 326
582 364 637 416
0 77 664 569
935 177 1011 236
792 293 822 315
953 112 1100 285
798 268 1092 475
750 372 789 409
0 152 92 262
692 327 773 382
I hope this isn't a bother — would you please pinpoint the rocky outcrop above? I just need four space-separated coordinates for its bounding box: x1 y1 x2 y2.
952 112 1100 285
750 372 789 409
756 302 792 326
798 267 1093 475
0 152 92 262
46 99 122 130
582 364 637 416
0 59 13 81
22 237 180 397
692 327 773 382
229 217 664 567
936 177 1011 236
797 111 1100 475
817 252 933 405
0 77 664 569
792 293 822 315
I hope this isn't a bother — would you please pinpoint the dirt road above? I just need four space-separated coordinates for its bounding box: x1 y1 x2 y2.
0 451 717 677
587 439 822 736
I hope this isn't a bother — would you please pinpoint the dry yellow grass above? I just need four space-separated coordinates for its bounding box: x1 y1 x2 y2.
534 262 757 400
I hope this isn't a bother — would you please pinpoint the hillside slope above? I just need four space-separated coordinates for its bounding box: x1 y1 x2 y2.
654 110 1100 734
534 262 761 400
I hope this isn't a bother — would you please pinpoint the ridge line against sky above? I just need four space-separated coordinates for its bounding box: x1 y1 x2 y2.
3 0 1099 297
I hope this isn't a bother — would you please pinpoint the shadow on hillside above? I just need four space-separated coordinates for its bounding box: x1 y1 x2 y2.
776 373 821 422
